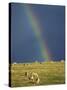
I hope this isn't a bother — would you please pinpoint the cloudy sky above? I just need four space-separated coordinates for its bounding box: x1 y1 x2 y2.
11 3 65 63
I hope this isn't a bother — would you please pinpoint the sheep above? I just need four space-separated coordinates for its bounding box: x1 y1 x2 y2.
24 72 40 84
31 72 40 84
25 72 33 80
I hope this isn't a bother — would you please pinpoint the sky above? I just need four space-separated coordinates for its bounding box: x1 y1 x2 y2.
11 3 65 63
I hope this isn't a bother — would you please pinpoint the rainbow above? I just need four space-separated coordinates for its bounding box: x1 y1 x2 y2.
24 5 52 61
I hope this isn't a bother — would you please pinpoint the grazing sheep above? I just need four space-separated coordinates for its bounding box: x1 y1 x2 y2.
40 62 42 64
31 72 40 84
24 72 40 84
61 60 64 63
23 64 25 66
25 72 32 80
13 62 17 65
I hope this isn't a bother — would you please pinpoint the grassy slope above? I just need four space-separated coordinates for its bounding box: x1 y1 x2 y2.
11 61 65 87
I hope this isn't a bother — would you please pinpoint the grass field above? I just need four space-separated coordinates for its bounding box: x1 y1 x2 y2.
10 61 65 87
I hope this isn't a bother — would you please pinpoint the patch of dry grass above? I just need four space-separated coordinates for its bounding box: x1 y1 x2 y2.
10 61 65 87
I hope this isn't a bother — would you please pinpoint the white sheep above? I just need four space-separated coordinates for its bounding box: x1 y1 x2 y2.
24 72 40 84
